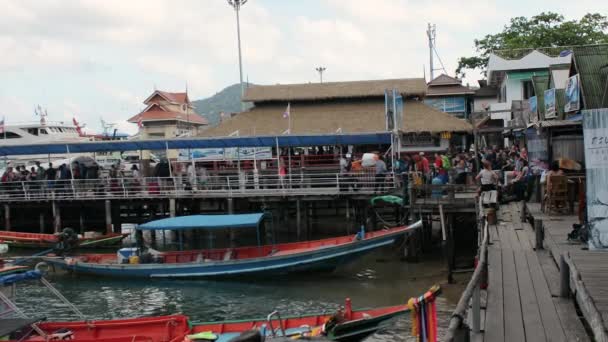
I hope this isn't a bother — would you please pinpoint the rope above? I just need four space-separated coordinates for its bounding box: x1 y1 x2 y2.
40 277 86 320
407 287 440 342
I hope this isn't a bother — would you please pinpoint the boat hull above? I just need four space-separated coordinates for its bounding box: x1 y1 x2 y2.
42 225 417 279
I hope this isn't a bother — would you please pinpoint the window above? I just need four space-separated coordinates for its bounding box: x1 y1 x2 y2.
498 83 507 103
40 129 48 134
522 80 535 100
0 132 22 139
26 128 39 136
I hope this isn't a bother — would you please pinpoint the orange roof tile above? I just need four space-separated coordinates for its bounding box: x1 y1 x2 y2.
143 91 189 105
127 109 207 125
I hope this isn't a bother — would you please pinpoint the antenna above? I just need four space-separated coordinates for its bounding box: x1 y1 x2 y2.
426 23 447 80
315 66 326 83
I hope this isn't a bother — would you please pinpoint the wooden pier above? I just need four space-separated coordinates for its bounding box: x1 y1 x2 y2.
446 202 592 341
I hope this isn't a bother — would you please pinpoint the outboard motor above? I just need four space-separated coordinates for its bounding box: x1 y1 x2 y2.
54 228 79 256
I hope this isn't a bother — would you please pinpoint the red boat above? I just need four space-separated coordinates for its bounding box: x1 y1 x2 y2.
7 315 190 342
0 231 128 249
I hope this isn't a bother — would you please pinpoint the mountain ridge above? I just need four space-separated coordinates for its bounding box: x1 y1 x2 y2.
192 83 253 126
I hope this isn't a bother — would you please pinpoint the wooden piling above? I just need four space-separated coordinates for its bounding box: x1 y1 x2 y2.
39 212 45 233
3 204 10 231
52 201 61 233
169 198 177 217
296 199 302 240
104 199 112 235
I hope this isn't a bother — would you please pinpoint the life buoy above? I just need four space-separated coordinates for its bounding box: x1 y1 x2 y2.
35 262 50 274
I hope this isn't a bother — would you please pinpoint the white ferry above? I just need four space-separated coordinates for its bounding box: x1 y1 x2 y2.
0 121 86 146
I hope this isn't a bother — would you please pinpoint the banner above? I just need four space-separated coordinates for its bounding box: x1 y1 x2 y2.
564 74 580 113
583 109 608 250
178 147 273 161
394 90 403 132
544 88 556 119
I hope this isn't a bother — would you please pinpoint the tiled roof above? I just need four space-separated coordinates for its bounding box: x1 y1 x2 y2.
144 91 189 105
201 99 471 137
426 85 475 96
127 109 207 125
243 78 427 102
428 74 462 86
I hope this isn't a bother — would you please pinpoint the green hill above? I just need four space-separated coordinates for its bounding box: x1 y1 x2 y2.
193 83 253 126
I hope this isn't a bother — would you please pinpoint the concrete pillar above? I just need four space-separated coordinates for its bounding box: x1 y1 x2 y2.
169 198 177 217
52 201 61 233
3 204 10 231
39 212 45 233
105 200 112 235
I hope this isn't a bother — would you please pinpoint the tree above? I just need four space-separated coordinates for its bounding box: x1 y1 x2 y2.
456 12 608 78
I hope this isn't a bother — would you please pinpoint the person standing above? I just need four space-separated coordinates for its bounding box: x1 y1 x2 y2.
374 156 387 193
476 160 498 195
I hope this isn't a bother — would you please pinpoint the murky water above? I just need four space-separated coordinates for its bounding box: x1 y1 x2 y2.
13 245 466 341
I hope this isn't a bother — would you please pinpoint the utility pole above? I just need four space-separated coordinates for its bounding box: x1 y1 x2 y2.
426 23 436 81
228 0 248 111
315 66 326 83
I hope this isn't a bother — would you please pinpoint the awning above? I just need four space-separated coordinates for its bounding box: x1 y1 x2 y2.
0 132 392 157
138 213 265 231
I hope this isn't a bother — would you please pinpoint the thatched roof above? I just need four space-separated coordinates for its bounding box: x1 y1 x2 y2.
243 78 427 102
201 99 471 137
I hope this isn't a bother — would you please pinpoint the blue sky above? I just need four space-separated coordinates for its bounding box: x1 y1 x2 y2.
0 0 605 134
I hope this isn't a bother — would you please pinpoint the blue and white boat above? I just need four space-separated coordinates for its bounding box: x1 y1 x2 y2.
42 214 420 279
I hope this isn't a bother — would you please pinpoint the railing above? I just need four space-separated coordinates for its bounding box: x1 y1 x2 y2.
0 171 397 202
445 202 489 341
410 183 478 205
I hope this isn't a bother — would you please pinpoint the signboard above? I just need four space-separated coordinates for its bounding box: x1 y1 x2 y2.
564 74 580 113
178 147 272 161
528 96 538 123
395 92 403 132
424 97 466 115
544 88 557 119
583 109 608 250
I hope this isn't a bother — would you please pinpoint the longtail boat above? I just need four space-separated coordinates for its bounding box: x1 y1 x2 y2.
0 231 127 249
42 214 420 279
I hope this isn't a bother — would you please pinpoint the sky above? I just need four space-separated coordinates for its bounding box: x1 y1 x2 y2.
0 0 605 134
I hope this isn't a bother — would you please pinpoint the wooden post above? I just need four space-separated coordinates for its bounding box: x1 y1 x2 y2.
520 200 527 223
227 198 235 247
104 200 112 234
447 213 455 284
52 201 61 233
39 212 45 233
560 254 570 298
534 218 544 250
3 204 10 231
296 199 302 240
79 210 85 233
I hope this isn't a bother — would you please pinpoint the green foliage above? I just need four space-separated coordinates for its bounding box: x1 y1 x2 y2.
192 83 253 126
456 12 608 78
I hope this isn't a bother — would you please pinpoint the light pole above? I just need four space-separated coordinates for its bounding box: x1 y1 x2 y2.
315 66 326 83
228 0 247 111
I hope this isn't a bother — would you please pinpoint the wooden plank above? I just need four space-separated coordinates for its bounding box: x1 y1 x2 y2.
525 250 568 342
501 248 525 342
516 229 534 251
485 246 504 342
514 250 547 341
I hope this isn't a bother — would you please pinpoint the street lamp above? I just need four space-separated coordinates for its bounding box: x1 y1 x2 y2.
315 66 326 83
228 0 247 111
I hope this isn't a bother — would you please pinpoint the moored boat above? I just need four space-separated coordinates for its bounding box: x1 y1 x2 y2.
42 214 421 279
0 231 128 249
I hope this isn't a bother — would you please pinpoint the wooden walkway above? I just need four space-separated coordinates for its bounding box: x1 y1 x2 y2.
527 203 608 341
477 202 589 342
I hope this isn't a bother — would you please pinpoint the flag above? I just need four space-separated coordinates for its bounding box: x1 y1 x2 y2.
137 115 144 129
283 102 290 119
0 117 4 134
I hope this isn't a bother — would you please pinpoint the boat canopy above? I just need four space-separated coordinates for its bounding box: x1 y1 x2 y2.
138 213 265 231
0 133 391 156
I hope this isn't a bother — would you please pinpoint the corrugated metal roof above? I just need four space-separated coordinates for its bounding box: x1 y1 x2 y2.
572 45 608 109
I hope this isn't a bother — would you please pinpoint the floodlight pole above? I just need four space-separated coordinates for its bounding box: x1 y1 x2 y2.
315 67 326 83
228 0 248 111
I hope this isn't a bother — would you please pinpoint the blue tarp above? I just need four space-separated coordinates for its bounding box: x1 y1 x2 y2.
138 213 265 231
0 270 42 286
0 133 392 156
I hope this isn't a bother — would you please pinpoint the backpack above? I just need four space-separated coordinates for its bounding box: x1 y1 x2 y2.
441 155 452 170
